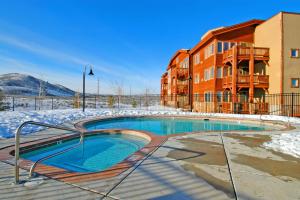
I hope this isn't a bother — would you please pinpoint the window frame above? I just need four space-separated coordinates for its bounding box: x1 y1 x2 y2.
291 78 300 88
291 49 299 58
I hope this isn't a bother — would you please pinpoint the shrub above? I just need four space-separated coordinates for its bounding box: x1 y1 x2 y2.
108 96 115 108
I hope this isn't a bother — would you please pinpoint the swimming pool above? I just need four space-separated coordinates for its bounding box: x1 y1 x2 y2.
21 134 148 173
85 117 270 136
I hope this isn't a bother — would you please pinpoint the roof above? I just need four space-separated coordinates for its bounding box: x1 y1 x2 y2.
190 19 264 54
166 49 190 70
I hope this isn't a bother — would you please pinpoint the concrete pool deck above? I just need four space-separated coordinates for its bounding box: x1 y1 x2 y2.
0 120 300 199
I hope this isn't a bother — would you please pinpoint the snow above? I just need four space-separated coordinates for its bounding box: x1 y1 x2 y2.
0 107 300 158
264 132 300 158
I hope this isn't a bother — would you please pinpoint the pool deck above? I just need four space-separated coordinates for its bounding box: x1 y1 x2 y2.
0 120 300 199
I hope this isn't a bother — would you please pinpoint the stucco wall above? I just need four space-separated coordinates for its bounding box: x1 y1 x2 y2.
255 13 282 94
283 13 300 93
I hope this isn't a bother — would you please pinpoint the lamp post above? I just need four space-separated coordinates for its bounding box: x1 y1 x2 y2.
83 65 94 112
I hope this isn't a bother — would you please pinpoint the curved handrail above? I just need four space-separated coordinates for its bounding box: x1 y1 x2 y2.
14 121 84 184
29 142 82 178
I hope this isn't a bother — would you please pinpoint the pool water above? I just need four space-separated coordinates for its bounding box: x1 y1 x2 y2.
21 134 147 173
85 117 269 136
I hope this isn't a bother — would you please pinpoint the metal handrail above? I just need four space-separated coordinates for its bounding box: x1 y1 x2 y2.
14 121 84 184
29 142 82 178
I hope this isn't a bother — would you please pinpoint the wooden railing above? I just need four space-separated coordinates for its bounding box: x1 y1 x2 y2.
222 76 232 87
237 75 250 84
223 46 269 60
177 68 189 80
177 85 188 94
254 75 269 85
223 75 269 87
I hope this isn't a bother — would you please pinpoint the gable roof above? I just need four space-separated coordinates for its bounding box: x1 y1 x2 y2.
167 49 190 70
190 19 264 54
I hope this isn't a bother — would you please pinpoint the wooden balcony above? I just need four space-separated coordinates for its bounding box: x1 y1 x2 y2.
177 85 188 95
222 75 269 89
177 68 189 80
222 76 232 88
223 46 269 63
254 75 269 88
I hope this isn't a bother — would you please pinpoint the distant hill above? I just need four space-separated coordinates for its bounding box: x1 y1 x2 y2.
0 73 75 97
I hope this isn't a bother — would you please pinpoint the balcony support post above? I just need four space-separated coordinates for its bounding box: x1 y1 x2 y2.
232 46 237 104
249 47 254 104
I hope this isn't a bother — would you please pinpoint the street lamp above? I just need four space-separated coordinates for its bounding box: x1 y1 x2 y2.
83 65 94 112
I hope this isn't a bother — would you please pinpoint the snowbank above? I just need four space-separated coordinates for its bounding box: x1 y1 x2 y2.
264 132 300 158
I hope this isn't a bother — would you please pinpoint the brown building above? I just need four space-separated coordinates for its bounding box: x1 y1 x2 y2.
160 49 191 109
161 12 300 114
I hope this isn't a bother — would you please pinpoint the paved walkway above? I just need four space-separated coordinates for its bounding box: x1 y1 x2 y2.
0 122 300 200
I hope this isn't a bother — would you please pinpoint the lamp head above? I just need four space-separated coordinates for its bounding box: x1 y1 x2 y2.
88 68 94 76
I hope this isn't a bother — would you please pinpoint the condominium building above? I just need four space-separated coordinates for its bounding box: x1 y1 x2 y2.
160 49 191 108
255 12 300 94
160 11 300 114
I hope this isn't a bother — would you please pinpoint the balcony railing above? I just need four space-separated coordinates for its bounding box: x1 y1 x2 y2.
177 68 189 80
222 76 232 87
223 46 269 60
223 75 269 88
254 75 269 85
177 85 188 94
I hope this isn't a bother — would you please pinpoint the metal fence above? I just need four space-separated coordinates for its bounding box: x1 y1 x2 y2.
0 95 163 111
161 93 300 117
2 93 300 117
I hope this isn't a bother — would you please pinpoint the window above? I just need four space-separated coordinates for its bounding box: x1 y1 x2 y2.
204 66 214 81
291 49 299 58
210 66 214 79
176 57 179 64
205 92 212 102
217 67 222 78
291 78 299 88
217 42 223 53
223 42 229 51
204 43 215 59
180 57 189 68
204 69 209 81
216 91 222 102
194 73 200 84
193 53 200 65
230 42 236 48
194 93 199 102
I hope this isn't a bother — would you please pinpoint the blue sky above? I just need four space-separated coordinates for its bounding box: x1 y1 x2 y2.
0 0 299 94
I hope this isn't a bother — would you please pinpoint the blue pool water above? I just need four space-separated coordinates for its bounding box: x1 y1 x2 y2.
85 117 269 136
21 134 147 172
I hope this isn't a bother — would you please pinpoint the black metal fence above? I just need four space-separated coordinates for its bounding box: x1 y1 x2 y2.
161 93 300 117
0 95 163 111
2 93 300 117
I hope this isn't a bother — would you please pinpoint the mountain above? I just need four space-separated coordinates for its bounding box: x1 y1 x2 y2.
0 73 76 97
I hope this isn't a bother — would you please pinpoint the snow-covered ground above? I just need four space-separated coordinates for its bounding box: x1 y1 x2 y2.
0 107 299 158
264 132 300 158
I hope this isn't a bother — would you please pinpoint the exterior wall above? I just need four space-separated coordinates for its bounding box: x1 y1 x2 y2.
255 13 282 94
282 13 300 93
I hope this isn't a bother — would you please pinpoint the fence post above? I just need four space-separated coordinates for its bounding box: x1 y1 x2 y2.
12 97 15 111
291 92 294 117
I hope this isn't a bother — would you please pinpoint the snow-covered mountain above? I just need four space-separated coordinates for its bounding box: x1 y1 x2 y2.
0 73 75 96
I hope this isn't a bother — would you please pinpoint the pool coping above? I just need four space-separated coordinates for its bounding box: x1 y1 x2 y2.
75 115 291 136
0 129 166 183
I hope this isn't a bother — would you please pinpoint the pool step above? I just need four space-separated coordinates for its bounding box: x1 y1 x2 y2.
60 162 93 172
